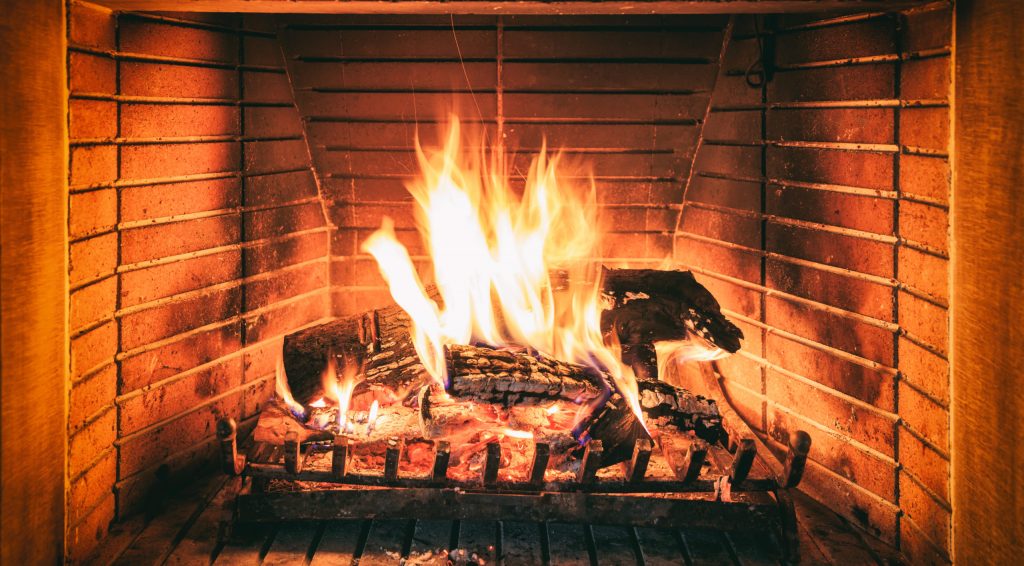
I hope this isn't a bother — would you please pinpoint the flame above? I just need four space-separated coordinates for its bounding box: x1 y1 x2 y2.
367 400 380 435
362 117 645 428
275 354 307 419
322 352 359 432
654 339 729 378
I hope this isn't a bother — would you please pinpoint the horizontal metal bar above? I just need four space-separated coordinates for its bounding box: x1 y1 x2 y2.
725 47 949 75
243 461 778 494
306 115 700 126
696 170 898 199
319 144 677 155
704 138 900 154
235 486 780 531
69 43 284 72
300 86 708 96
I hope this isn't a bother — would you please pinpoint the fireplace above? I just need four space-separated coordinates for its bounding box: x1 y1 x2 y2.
2 0 1022 565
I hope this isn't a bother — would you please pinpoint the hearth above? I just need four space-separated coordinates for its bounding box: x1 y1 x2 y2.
10 0 1016 565
216 259 812 558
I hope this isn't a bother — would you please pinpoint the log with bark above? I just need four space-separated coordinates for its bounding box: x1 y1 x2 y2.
282 299 427 409
444 344 606 405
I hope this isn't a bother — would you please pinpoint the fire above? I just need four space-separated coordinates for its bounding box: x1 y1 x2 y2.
362 117 645 427
500 428 534 440
366 400 380 435
654 340 729 379
322 351 359 433
275 354 307 420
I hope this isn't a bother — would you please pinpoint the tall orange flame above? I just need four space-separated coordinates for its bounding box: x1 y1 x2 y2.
362 117 645 426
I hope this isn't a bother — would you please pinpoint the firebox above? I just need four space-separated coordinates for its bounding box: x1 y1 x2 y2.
5 0 1022 565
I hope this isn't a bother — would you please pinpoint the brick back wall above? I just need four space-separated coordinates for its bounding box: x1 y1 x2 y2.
677 5 951 562
65 3 330 562
276 15 731 314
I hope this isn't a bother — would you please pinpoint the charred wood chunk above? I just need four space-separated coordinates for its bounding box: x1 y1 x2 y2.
636 378 723 444
620 343 657 380
444 344 605 405
600 267 744 355
585 397 652 466
583 377 722 466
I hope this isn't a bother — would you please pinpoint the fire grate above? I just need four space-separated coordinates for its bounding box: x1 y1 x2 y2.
217 390 810 561
216 267 813 561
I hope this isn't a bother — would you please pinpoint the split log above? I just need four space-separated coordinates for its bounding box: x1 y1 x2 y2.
444 344 605 405
282 315 365 404
636 378 722 443
417 385 501 439
283 300 429 408
600 268 744 374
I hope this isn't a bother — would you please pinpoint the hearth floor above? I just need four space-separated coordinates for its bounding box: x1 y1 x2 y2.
97 468 898 565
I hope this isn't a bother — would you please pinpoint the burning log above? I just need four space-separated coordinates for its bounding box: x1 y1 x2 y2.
584 397 651 466
281 315 364 404
583 377 721 466
282 300 427 408
636 378 722 441
417 386 502 439
276 268 733 471
600 268 744 377
444 344 605 405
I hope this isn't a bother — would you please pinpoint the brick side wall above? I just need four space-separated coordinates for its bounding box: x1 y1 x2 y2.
678 6 952 562
65 3 330 562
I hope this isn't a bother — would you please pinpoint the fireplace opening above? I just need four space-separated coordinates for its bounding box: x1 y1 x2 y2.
52 1 956 564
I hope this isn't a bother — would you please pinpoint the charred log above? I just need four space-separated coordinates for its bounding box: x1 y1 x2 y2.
600 268 744 360
418 385 501 439
636 378 722 443
585 397 651 466
585 378 722 465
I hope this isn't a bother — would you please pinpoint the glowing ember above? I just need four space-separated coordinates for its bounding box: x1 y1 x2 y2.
367 400 380 435
362 116 646 427
500 428 534 440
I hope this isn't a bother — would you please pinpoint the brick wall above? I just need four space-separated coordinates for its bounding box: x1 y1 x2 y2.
65 2 330 562
275 15 731 314
677 5 952 562
62 4 952 562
